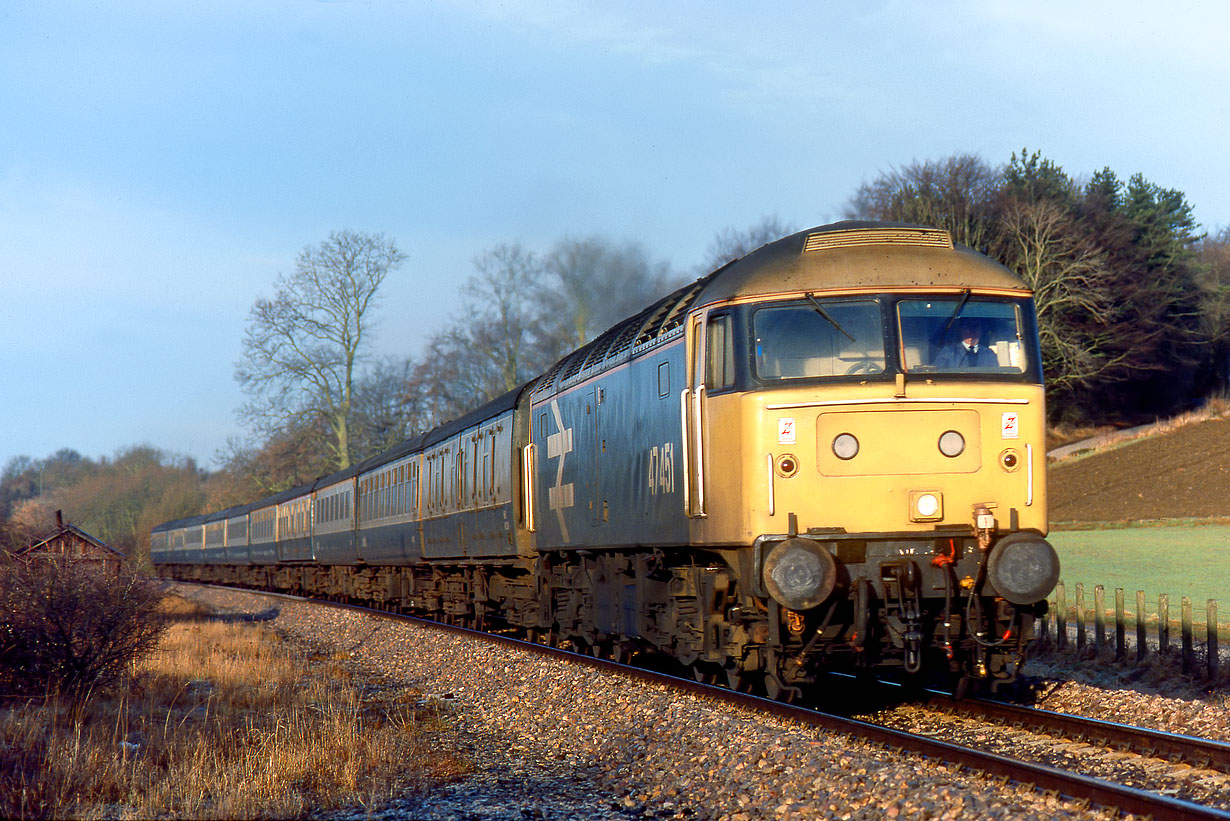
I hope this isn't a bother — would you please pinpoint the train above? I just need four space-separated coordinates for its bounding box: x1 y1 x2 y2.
152 220 1060 698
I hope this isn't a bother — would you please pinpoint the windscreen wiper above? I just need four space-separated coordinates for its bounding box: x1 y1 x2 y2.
940 289 972 338
806 293 856 342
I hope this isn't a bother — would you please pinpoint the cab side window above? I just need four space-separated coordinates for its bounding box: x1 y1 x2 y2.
705 314 735 391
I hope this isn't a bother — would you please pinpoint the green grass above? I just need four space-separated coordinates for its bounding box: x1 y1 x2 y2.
1048 524 1230 624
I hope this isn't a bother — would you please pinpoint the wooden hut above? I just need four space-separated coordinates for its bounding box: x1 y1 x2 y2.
12 511 126 575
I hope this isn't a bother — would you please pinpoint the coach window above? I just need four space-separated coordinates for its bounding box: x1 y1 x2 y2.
487 432 496 498
473 437 482 503
705 314 735 392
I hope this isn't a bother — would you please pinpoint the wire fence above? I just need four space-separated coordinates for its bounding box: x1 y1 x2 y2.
1035 581 1226 683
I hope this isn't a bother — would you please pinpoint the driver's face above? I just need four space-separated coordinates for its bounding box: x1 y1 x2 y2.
960 324 981 345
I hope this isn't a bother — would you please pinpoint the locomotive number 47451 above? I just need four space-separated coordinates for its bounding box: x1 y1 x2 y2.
647 443 676 496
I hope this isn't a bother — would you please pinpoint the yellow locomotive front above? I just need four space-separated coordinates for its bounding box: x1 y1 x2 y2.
684 224 1058 695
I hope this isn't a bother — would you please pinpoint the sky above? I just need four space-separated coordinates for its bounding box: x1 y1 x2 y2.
2 0 1229 470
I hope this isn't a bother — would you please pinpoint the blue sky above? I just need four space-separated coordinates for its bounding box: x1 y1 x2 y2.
2 0 1228 469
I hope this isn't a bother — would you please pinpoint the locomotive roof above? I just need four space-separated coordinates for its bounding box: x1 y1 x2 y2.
695 220 1028 307
530 220 1025 398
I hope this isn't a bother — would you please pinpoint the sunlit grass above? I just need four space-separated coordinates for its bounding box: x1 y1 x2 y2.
1048 525 1230 622
0 596 471 819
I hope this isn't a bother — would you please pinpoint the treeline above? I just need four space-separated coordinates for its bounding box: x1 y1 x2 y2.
4 150 1227 562
0 447 205 567
219 228 762 498
847 150 1230 423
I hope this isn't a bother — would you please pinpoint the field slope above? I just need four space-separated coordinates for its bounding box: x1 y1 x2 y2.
1045 412 1230 613
1048 414 1230 524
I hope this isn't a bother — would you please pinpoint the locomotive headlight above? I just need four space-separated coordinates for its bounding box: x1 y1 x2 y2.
763 538 837 611
909 490 943 522
938 430 965 458
832 433 859 460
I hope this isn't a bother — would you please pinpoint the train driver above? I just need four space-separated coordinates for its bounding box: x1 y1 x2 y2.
933 318 998 369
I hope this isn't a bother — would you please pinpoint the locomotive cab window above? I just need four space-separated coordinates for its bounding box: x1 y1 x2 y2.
753 299 885 381
705 314 735 391
898 298 1032 376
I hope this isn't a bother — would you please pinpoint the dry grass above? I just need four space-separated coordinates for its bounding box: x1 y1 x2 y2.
1045 422 1117 453
0 596 471 819
1047 395 1230 459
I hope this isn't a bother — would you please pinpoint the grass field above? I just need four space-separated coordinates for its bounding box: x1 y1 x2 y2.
1048 524 1230 623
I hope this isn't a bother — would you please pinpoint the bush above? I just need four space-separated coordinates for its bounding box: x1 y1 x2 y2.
0 560 166 697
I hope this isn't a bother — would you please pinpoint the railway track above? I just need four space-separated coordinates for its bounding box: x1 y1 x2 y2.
924 694 1230 774
190 583 1230 820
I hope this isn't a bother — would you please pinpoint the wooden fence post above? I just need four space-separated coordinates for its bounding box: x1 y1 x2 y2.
1159 593 1170 655
1208 599 1219 680
1056 582 1067 652
1094 584 1106 654
1136 589 1147 662
1115 588 1125 661
1182 596 1194 675
1075 583 1086 651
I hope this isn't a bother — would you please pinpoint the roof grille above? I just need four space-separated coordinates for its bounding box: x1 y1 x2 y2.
803 227 953 252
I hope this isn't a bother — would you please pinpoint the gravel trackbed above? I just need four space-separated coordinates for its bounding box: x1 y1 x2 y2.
172 584 1155 821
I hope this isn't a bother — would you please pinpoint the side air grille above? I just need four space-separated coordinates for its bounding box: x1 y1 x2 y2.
803 228 953 252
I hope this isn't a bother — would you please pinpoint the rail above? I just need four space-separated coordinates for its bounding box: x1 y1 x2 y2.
927 694 1230 774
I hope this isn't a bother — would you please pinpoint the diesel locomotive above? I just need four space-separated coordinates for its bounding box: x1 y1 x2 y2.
153 221 1060 697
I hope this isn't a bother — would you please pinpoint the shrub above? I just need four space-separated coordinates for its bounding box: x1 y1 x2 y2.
0 560 166 697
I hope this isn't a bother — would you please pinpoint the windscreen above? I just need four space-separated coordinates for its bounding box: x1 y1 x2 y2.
753 299 885 380
898 298 1030 374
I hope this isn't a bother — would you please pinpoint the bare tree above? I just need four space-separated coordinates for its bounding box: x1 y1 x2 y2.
993 199 1124 390
349 356 424 457
1197 227 1230 389
235 230 406 471
403 237 680 428
846 154 999 249
406 243 546 427
700 215 795 271
217 419 335 498
540 236 681 352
